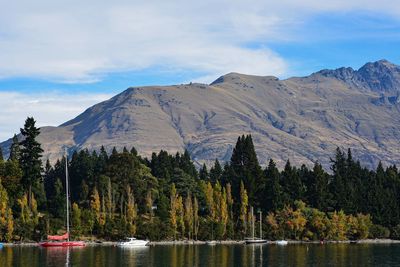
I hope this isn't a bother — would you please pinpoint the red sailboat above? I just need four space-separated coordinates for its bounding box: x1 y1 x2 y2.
40 151 85 247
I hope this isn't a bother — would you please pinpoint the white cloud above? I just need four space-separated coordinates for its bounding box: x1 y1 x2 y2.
2 0 397 83
0 91 112 141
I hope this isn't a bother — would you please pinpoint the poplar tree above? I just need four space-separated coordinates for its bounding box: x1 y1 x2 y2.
90 187 101 224
170 184 178 240
193 197 199 240
184 194 193 239
239 181 248 237
126 186 137 235
0 179 14 242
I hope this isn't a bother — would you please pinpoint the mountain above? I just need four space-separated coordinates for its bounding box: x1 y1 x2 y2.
2 60 400 169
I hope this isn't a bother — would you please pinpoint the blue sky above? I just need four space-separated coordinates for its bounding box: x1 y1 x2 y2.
0 0 400 140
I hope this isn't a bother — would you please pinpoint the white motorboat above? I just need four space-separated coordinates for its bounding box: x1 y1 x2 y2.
206 240 217 245
276 240 288 245
118 237 149 247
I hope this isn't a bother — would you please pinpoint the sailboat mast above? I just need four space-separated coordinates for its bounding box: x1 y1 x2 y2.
251 206 254 239
65 150 70 241
259 211 262 239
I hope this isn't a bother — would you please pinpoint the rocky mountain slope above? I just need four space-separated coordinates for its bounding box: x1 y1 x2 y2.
2 60 400 169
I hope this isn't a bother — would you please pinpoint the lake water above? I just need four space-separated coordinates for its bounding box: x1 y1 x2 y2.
1 243 400 266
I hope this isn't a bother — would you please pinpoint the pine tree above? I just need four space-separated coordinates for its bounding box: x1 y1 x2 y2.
209 159 222 183
9 134 20 161
230 135 263 204
307 162 331 211
19 117 44 206
199 164 209 181
264 159 284 211
0 147 3 162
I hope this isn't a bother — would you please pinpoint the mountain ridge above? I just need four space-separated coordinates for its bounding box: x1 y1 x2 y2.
2 59 400 169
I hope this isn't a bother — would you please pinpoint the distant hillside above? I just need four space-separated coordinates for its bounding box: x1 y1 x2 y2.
2 59 400 169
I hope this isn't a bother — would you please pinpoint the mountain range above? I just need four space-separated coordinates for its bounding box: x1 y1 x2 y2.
2 59 400 169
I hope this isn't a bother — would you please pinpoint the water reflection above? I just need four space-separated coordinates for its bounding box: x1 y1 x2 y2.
1 244 400 266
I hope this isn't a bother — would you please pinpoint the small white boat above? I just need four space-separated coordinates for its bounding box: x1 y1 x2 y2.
276 240 288 245
206 240 217 245
118 237 149 247
245 238 267 244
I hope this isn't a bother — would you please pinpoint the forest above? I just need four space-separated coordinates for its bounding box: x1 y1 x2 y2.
1 117 400 242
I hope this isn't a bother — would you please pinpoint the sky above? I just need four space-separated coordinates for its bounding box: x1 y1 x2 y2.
0 0 400 141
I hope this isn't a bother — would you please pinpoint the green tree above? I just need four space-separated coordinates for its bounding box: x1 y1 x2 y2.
19 117 44 207
9 134 20 161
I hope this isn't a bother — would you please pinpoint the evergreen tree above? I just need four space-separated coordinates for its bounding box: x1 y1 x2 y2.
199 164 209 181
263 159 284 211
281 160 305 204
307 162 331 211
209 159 222 183
19 117 44 206
230 135 263 204
9 134 20 161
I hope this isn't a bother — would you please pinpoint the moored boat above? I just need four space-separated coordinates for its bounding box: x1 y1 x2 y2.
245 207 267 244
117 237 149 247
40 241 85 247
276 240 288 245
40 150 85 248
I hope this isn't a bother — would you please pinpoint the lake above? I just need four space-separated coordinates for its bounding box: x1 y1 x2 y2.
1 243 400 266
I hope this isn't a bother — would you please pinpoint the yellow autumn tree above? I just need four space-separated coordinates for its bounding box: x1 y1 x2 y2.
146 190 154 221
0 179 14 242
193 197 199 240
184 194 193 239
239 181 248 237
204 182 215 220
177 196 185 238
126 186 137 236
170 184 178 240
90 187 101 224
71 203 82 235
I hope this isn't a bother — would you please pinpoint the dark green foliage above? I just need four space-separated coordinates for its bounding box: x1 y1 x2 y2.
4 122 400 241
199 164 209 181
209 159 222 183
9 134 20 161
306 162 331 211
19 117 45 207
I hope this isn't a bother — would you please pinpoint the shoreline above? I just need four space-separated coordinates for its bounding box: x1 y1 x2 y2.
2 239 400 247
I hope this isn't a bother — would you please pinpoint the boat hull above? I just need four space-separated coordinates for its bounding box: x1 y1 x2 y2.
40 241 86 247
245 239 267 244
118 241 149 247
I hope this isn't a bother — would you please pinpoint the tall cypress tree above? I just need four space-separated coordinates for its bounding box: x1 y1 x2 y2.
19 117 44 206
230 135 263 204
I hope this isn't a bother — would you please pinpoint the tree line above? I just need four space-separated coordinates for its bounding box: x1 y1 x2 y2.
1 117 400 242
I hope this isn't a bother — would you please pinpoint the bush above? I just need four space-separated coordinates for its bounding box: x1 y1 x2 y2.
369 224 390 239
